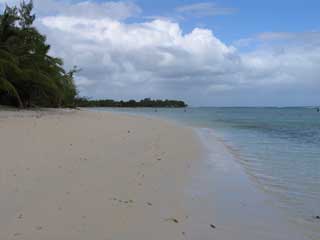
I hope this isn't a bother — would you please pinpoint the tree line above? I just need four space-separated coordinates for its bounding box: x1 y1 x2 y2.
0 1 77 108
75 98 187 108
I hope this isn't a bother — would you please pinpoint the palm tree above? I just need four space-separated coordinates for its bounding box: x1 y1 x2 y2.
0 0 78 108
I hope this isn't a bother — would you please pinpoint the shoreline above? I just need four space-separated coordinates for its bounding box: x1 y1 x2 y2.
198 127 320 237
193 128 312 239
90 107 320 239
0 109 314 239
88 108 316 239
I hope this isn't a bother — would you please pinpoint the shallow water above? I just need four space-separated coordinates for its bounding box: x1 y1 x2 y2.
90 107 320 238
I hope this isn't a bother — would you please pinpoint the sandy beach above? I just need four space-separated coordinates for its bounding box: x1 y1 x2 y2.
0 109 313 240
0 109 204 240
1 0 318 239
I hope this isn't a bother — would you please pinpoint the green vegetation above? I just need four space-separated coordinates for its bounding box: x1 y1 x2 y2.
75 98 187 108
0 1 77 108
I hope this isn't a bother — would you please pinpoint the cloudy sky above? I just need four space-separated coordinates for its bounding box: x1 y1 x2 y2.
1 0 320 106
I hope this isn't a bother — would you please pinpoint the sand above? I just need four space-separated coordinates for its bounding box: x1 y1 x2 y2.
0 109 203 240
0 109 312 240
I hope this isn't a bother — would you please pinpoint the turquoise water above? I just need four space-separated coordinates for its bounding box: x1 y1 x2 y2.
92 107 320 226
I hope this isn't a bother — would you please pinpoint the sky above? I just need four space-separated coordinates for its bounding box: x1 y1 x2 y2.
1 0 320 106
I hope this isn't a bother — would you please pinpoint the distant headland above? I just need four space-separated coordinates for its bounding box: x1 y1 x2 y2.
75 97 187 108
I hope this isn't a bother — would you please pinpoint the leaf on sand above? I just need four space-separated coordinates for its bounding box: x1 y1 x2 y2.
165 218 179 223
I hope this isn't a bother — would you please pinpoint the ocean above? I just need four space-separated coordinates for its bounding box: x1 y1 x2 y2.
90 107 320 238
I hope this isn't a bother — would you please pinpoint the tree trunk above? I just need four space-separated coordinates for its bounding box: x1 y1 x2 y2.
16 94 24 108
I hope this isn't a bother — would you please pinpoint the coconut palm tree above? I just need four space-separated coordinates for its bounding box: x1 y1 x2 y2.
0 0 77 108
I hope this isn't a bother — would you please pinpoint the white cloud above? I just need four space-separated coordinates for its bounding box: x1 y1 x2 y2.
257 31 320 42
176 2 235 17
39 12 320 105
59 1 141 20
1 0 320 105
1 0 141 20
39 16 242 99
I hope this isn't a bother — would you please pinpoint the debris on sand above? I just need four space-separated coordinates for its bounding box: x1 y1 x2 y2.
210 224 216 229
165 218 179 223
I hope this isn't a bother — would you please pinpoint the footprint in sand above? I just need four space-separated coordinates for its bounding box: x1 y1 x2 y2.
13 233 22 237
110 198 134 205
35 226 43 231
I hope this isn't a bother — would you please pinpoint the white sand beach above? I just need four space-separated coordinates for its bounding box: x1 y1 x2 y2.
0 109 312 240
0 109 203 240
0 1 318 239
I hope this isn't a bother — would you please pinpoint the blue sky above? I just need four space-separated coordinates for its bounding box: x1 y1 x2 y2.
1 0 320 106
128 0 320 44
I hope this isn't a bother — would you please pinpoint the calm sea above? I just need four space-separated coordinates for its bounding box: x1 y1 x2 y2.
92 107 320 230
